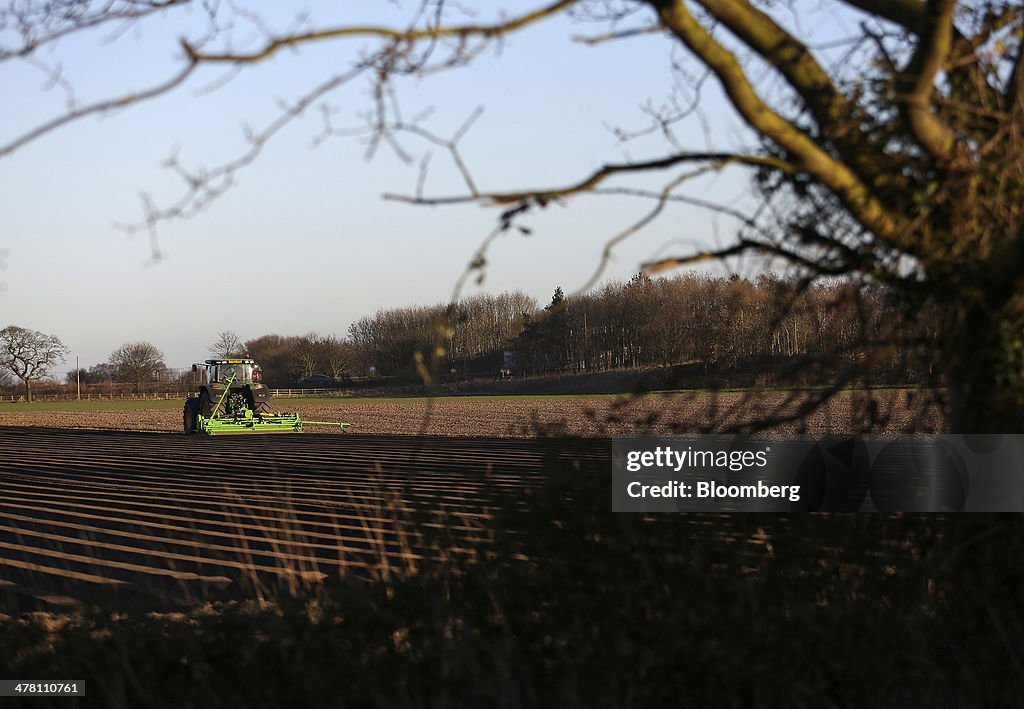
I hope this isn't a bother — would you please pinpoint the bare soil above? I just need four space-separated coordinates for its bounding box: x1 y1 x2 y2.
0 389 945 436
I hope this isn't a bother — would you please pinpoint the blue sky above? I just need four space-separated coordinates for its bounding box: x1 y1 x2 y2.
0 1 853 372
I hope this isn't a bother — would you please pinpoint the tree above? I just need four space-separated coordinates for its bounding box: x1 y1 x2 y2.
244 334 296 387
319 336 356 380
5 1 1024 430
209 331 244 359
0 325 69 402
629 0 1024 432
88 363 119 383
65 368 89 386
348 306 446 379
110 342 166 391
542 287 571 371
291 334 323 382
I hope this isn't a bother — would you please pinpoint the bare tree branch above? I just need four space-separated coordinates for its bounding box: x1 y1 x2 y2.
840 0 926 30
572 23 661 45
181 0 580 64
0 0 192 62
117 62 372 235
649 0 910 250
384 150 797 206
391 106 485 197
642 238 853 278
898 0 958 161
0 50 198 158
1008 23 1024 124
695 1 852 143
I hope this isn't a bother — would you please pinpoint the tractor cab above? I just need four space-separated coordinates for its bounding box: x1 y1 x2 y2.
204 359 256 386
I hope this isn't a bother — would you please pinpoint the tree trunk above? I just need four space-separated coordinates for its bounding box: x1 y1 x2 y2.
23 379 31 403
947 297 1024 433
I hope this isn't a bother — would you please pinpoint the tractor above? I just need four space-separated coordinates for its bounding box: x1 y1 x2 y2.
183 358 350 435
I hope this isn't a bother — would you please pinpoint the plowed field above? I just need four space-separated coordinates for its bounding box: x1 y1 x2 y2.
0 391 943 607
0 427 611 607
0 389 944 436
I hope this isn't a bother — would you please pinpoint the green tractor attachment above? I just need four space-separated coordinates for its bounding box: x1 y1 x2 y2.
183 359 350 435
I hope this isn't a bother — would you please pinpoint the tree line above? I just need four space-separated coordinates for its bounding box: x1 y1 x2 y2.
325 275 936 385
511 274 938 383
2 273 940 400
59 334 359 392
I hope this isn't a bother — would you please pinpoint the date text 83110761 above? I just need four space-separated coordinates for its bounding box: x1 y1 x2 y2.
0 681 86 696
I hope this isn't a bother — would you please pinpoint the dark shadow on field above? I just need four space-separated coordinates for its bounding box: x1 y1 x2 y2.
0 427 1022 707
0 425 179 438
0 426 610 608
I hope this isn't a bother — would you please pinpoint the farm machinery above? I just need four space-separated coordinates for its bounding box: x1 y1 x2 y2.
183 358 350 435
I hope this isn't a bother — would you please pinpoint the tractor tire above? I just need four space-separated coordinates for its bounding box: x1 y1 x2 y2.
199 390 213 417
183 397 200 434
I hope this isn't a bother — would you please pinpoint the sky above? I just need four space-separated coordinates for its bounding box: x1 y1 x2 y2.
0 1 858 374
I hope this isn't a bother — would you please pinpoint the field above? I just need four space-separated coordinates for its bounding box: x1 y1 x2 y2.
0 388 945 436
2 391 1019 707
0 390 947 605
0 426 604 600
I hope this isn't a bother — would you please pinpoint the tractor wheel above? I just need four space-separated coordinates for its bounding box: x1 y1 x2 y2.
183 398 200 434
199 390 213 417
